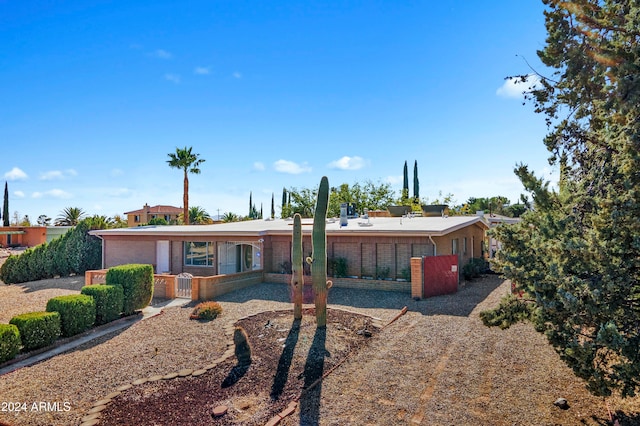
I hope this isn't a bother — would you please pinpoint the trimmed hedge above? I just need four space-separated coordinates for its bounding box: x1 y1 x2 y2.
46 294 96 337
9 311 61 351
0 324 21 363
0 217 104 284
106 264 154 315
81 284 124 325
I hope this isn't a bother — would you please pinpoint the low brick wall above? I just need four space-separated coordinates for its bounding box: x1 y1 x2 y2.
263 273 411 294
197 270 264 300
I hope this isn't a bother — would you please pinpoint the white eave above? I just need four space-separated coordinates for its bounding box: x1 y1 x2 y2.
89 215 488 239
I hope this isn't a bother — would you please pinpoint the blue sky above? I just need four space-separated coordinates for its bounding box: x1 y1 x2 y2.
1 1 556 223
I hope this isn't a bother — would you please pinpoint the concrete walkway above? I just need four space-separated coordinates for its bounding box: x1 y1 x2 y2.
0 298 190 376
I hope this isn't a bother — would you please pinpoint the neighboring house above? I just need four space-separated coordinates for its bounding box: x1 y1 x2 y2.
483 212 521 257
0 226 47 248
46 226 73 243
89 215 489 282
124 204 182 227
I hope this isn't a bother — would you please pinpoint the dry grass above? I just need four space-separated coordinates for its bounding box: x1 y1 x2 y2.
1 273 640 425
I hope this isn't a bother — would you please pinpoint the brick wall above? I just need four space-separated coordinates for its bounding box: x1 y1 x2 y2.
264 273 411 294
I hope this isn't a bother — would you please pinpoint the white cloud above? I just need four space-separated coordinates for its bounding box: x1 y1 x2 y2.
253 162 266 171
4 167 28 180
32 189 72 199
386 175 403 185
273 160 312 174
153 49 173 59
164 73 181 84
232 71 242 79
14 191 25 198
111 168 125 177
194 66 210 75
328 156 367 170
40 169 76 180
496 74 541 98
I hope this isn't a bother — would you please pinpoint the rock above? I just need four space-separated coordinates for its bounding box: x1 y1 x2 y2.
554 398 569 410
212 405 228 417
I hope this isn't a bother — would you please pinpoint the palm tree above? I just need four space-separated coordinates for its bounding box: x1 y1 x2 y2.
222 212 239 222
189 206 212 224
55 207 86 226
167 146 205 225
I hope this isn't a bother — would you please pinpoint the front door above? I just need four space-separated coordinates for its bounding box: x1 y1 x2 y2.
156 240 170 273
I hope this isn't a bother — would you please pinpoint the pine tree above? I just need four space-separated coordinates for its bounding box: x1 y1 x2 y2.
484 0 640 398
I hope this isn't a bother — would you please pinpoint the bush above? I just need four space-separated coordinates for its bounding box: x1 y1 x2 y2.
81 285 124 325
191 301 223 320
329 257 348 278
106 264 154 315
462 257 489 281
9 311 61 351
0 324 21 363
46 294 96 337
0 218 104 284
0 255 18 284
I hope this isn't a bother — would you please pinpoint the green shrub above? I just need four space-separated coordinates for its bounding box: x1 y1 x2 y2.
191 301 223 320
46 294 96 337
0 218 103 284
329 257 348 278
462 257 489 281
0 255 18 284
106 264 154 315
81 284 124 325
0 324 21 363
9 311 61 351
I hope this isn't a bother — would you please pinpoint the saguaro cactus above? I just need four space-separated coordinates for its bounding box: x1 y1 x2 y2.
291 213 304 319
306 176 332 327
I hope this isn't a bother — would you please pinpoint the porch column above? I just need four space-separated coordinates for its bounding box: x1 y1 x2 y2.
410 257 423 299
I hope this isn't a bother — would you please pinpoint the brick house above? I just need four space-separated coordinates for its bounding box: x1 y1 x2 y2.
124 204 183 227
89 215 488 290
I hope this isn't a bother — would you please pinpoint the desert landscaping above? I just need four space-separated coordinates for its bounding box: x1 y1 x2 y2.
2 264 640 425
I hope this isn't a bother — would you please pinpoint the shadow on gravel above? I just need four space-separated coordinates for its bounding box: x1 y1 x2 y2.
299 326 327 425
217 275 505 318
270 318 301 400
13 276 85 293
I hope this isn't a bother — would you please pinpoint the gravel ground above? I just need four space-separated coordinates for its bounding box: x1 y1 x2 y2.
1 273 640 425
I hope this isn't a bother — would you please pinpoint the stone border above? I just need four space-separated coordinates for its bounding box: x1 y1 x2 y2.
79 319 238 426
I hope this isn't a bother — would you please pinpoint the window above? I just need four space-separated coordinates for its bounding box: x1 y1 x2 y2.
164 215 170 221
463 237 467 255
134 215 140 222
452 238 459 255
184 242 214 266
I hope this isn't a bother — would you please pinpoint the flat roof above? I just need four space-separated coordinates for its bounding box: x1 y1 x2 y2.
90 215 488 238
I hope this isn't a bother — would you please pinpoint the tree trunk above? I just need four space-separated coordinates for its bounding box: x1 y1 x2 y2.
183 170 189 225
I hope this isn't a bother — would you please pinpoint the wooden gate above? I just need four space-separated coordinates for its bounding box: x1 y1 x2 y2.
423 255 459 297
175 273 193 299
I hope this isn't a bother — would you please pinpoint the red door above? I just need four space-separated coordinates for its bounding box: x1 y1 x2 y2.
423 255 459 297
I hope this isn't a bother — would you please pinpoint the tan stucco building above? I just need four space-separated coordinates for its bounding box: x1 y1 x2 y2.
90 215 489 285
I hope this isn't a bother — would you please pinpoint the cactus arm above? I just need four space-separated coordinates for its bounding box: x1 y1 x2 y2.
291 213 303 319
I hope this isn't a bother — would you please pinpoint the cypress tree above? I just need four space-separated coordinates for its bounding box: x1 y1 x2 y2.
413 160 419 202
2 182 9 226
271 193 275 219
402 161 409 203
